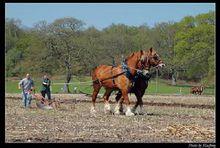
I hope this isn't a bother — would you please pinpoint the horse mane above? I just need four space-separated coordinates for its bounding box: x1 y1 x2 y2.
125 51 141 62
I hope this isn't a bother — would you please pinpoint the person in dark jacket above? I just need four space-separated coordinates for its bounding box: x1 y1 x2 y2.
41 74 51 100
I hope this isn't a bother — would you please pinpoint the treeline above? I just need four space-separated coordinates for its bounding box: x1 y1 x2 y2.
5 11 215 85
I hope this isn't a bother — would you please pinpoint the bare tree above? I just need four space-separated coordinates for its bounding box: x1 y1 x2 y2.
34 17 85 93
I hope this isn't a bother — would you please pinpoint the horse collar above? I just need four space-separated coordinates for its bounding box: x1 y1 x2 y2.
122 61 132 80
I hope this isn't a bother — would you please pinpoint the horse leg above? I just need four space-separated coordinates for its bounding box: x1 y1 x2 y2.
115 91 124 114
91 84 101 114
132 91 141 114
132 89 145 115
103 89 113 114
131 101 139 114
119 98 124 113
138 98 144 115
121 90 134 116
131 89 139 113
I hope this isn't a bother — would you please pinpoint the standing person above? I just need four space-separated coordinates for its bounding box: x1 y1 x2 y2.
41 74 51 100
18 73 35 108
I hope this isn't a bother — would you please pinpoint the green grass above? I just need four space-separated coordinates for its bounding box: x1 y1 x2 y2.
5 77 215 95
146 80 214 95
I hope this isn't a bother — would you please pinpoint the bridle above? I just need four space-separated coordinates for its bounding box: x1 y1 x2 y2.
139 53 163 70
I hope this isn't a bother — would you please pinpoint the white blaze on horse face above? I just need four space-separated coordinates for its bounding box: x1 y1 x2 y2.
142 69 149 75
158 63 165 68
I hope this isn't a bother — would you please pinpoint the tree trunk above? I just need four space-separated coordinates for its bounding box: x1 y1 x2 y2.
65 69 72 93
171 68 176 86
172 74 176 86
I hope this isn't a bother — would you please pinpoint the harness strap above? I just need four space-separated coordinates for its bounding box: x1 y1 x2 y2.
93 71 125 85
100 72 125 82
122 61 133 80
93 60 145 84
111 66 116 85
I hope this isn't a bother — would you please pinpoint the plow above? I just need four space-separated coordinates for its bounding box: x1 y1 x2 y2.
31 93 61 110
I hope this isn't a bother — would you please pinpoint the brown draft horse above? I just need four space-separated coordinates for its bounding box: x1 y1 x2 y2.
91 47 165 116
190 85 204 95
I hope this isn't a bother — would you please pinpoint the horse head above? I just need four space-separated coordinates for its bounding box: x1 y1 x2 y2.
138 47 165 71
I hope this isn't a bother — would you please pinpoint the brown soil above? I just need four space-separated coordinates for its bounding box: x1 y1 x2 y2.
5 94 215 143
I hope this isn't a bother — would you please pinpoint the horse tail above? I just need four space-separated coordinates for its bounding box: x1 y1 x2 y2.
91 68 97 79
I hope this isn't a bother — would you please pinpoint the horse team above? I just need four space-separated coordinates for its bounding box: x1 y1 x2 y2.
90 47 205 116
90 47 165 116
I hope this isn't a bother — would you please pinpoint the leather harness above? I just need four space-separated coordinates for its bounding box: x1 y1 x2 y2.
93 60 148 86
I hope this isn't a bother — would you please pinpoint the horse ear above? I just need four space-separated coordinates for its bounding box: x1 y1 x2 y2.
149 47 153 53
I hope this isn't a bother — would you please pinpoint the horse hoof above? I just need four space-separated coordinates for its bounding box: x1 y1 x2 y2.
131 108 137 114
125 111 135 116
119 108 124 113
90 107 96 114
104 106 111 114
104 109 111 115
138 112 145 115
104 103 111 110
114 110 121 115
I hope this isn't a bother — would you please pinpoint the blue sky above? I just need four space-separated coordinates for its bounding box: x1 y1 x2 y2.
5 3 215 30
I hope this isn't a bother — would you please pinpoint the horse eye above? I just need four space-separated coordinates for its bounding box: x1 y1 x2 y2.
154 56 158 60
